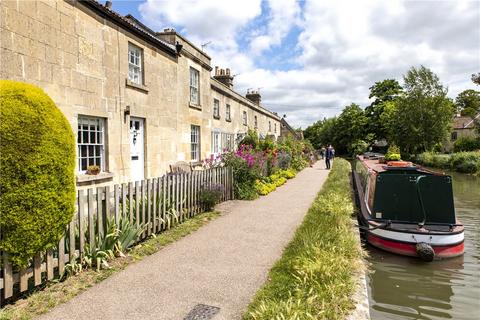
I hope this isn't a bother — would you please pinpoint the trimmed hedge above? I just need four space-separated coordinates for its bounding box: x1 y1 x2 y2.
0 80 76 268
416 151 480 174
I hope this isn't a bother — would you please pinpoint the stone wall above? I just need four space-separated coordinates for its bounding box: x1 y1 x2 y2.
0 0 282 187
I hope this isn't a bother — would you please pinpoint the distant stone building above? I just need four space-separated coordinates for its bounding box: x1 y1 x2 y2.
280 118 303 141
446 114 479 150
0 0 282 186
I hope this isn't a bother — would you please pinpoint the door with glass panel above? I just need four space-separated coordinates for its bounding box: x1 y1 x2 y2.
130 117 145 181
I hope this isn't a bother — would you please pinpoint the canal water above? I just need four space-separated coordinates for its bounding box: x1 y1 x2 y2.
366 171 480 320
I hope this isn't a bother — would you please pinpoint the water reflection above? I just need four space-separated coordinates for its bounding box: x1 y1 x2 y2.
367 171 480 320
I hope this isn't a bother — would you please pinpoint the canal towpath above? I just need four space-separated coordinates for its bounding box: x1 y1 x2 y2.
38 161 330 320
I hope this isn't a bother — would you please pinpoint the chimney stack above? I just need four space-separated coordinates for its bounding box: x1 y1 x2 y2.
213 66 234 89
246 89 261 106
105 1 112 9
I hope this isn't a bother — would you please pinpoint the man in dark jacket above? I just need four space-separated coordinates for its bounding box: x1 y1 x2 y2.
325 145 333 169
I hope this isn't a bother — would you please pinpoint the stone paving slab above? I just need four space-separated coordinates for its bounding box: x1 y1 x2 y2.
37 161 330 320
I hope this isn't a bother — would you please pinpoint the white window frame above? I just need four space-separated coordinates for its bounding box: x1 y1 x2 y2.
190 67 200 105
77 116 106 173
226 104 231 121
222 132 235 151
191 125 200 161
128 43 143 85
213 99 220 118
243 111 247 126
211 130 221 154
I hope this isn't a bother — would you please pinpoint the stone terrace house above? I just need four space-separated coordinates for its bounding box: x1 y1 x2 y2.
446 114 480 150
0 0 283 186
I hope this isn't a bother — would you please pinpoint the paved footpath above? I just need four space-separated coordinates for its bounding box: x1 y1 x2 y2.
38 161 330 320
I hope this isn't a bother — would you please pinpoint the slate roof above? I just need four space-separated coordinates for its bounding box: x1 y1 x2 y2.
453 114 479 130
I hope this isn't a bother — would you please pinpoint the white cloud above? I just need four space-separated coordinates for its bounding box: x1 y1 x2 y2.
249 0 301 56
138 0 480 128
139 0 262 42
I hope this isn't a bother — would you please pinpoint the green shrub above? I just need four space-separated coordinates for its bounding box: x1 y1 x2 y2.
450 151 480 173
454 136 480 152
385 144 401 161
416 151 435 167
416 151 480 174
239 129 259 149
0 80 76 268
456 159 480 173
199 184 224 210
431 154 451 168
348 139 368 157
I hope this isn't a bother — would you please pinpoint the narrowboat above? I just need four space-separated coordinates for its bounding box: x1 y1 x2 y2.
352 153 464 261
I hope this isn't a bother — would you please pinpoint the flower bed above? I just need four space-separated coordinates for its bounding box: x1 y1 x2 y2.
216 131 313 199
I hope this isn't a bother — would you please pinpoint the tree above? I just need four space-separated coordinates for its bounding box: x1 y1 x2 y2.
334 103 369 155
365 79 403 140
304 117 338 150
387 66 454 154
472 73 480 86
455 89 480 117
0 80 76 268
368 79 403 103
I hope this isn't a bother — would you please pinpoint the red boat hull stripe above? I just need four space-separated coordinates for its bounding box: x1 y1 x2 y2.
367 233 464 258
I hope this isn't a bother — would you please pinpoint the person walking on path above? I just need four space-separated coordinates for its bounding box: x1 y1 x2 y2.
325 145 333 169
320 147 326 160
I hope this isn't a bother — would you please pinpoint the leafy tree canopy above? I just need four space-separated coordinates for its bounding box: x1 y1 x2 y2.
368 79 403 104
304 117 337 150
455 89 480 117
365 79 403 140
388 66 454 154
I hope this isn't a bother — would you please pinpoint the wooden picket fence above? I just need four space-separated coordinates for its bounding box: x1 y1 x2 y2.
0 166 233 304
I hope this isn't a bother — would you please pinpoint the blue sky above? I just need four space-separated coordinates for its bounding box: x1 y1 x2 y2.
108 0 479 128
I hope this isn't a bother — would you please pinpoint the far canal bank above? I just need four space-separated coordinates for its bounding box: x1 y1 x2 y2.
365 170 479 320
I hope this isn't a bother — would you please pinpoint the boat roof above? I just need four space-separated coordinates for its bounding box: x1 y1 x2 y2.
357 155 444 175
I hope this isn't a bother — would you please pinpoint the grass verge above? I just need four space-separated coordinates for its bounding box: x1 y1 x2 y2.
0 211 221 320
244 158 363 320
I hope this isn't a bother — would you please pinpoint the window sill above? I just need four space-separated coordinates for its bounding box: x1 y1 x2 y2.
226 118 232 122
189 102 202 110
213 115 220 120
125 79 149 93
76 172 114 184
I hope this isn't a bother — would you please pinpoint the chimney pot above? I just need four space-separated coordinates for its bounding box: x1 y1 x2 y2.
105 0 112 9
246 90 261 106
213 66 234 89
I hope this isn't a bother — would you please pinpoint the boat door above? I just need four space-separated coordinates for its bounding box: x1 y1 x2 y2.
130 117 145 181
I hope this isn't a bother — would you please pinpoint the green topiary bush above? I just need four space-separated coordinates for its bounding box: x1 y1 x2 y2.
0 80 76 268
